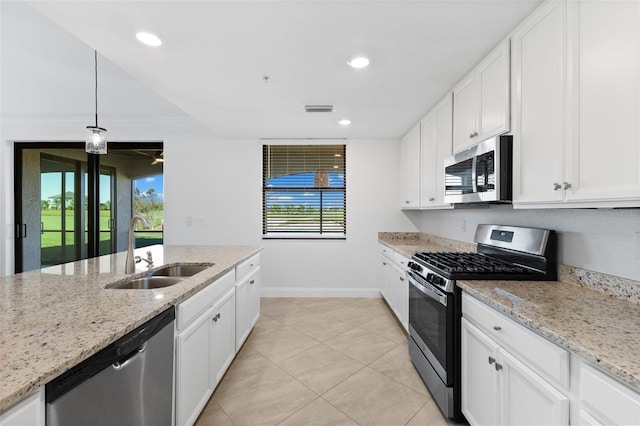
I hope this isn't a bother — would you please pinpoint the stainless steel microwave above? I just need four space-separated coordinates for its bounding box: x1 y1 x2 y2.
443 135 512 204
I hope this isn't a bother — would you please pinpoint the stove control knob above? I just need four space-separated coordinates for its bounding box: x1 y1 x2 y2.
408 262 421 272
432 276 443 286
426 273 434 283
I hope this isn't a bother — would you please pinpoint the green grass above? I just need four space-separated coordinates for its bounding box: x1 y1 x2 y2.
40 210 162 265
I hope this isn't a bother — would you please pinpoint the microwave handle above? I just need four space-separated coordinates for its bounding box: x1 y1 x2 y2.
471 156 478 193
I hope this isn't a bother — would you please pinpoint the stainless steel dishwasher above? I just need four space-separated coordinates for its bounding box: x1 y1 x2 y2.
45 307 175 426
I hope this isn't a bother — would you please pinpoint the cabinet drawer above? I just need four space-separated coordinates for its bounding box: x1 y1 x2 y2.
236 254 260 280
176 269 236 331
393 252 410 270
379 243 393 259
580 362 640 425
462 293 569 390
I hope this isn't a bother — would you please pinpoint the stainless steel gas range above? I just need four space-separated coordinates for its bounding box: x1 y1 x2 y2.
406 224 557 422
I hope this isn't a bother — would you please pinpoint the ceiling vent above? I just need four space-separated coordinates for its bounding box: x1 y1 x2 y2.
304 104 334 113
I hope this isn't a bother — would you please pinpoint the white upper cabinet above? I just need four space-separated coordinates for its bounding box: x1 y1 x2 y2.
566 0 640 204
453 40 510 153
512 0 567 204
399 123 421 208
513 0 640 207
420 93 454 209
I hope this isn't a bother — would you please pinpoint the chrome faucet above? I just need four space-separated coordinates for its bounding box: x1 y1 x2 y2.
135 251 154 268
125 215 150 273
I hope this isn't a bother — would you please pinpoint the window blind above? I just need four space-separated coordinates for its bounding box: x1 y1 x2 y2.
262 144 346 237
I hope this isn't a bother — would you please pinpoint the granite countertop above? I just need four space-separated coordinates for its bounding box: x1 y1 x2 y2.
0 244 260 413
458 280 640 393
378 232 476 258
379 233 640 393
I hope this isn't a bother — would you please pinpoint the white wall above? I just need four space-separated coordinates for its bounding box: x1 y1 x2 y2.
405 206 640 281
1 118 418 295
165 137 418 297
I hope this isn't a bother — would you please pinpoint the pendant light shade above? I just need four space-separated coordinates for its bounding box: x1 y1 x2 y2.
86 50 107 154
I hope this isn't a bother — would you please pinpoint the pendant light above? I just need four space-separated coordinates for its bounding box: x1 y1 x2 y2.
85 50 107 154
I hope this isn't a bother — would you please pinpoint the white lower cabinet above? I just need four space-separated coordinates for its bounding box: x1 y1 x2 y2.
378 245 408 331
235 255 261 351
0 388 44 426
579 361 640 425
462 292 569 426
461 318 569 426
210 287 236 387
176 307 214 426
175 269 236 426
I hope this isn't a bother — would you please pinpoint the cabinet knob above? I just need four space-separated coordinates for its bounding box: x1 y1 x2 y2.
429 197 435 202
212 316 218 323
217 313 221 319
488 356 496 365
553 182 561 191
405 200 410 204
495 363 503 371
493 325 502 331
382 262 387 266
563 182 572 190
399 277 405 282
250 280 255 285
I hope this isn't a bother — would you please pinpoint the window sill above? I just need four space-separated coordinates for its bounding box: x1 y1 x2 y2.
262 233 346 240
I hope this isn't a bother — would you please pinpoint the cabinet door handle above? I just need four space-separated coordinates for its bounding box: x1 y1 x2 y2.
429 197 435 202
399 277 405 282
249 280 255 285
212 316 218 323
493 325 502 331
488 356 496 365
563 182 572 190
553 182 561 191
405 200 410 204
469 131 478 138
495 363 503 371
382 262 387 266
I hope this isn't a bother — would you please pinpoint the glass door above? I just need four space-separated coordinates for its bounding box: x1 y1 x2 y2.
40 155 84 268
15 142 163 273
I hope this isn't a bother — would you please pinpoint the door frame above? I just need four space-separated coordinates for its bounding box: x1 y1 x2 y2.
13 141 163 273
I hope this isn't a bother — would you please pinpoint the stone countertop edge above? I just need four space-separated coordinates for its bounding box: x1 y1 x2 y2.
0 244 262 414
457 280 640 393
378 232 476 258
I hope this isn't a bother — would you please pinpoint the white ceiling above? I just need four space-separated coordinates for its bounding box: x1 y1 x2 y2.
5 0 542 139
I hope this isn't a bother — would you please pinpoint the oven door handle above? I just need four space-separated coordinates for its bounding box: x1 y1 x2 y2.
406 272 447 307
472 156 478 193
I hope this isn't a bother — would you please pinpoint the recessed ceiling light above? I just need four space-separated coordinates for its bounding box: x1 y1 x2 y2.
338 119 352 126
136 32 162 47
347 56 370 69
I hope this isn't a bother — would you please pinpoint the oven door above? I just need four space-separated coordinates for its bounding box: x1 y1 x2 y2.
407 270 454 386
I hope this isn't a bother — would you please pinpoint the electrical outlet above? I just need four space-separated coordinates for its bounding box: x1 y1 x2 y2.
186 216 192 226
461 220 467 233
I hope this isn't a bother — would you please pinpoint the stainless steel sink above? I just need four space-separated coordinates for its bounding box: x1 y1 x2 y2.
148 263 213 277
108 276 184 290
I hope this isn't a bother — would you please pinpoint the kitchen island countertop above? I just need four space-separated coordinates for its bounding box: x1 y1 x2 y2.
0 244 260 413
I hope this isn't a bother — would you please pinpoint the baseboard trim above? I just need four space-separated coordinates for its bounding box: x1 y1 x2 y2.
261 287 382 298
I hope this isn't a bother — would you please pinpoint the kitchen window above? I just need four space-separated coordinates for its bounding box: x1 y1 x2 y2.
262 144 346 239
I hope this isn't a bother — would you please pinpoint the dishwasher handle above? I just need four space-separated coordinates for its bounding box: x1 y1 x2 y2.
112 343 147 370
46 306 175 403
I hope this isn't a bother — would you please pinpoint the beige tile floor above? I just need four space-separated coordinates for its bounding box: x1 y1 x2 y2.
194 297 451 426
